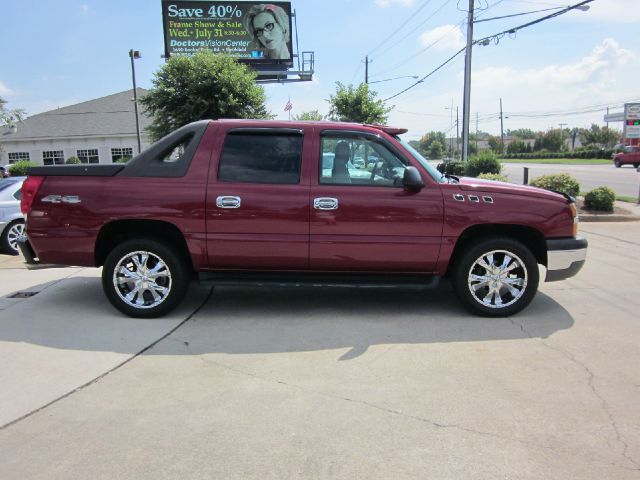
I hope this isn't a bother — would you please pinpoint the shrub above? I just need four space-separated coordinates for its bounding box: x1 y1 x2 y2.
114 155 132 164
477 173 510 183
65 156 81 164
584 186 616 212
530 173 580 198
7 160 36 176
436 161 465 176
464 151 501 177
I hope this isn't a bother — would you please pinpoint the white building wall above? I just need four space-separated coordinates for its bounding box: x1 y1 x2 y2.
1 135 149 166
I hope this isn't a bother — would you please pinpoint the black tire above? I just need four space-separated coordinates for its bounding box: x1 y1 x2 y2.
452 237 539 317
1 219 25 256
614 160 621 168
102 238 190 318
633 163 639 168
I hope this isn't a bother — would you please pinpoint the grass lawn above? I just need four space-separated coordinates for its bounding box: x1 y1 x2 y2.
501 158 611 165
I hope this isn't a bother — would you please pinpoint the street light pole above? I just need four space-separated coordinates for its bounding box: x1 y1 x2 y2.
129 49 142 154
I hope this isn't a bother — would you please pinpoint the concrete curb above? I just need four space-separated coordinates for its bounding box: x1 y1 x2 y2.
579 200 640 222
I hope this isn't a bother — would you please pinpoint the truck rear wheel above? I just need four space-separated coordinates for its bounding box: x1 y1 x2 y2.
452 237 539 317
102 238 189 318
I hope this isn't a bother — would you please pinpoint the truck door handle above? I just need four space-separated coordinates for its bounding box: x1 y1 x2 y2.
216 196 241 209
314 197 338 210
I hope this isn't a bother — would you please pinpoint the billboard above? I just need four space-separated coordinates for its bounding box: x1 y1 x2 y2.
161 1 293 64
624 103 640 139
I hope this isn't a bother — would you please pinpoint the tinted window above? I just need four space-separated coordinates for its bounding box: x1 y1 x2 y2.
218 133 303 184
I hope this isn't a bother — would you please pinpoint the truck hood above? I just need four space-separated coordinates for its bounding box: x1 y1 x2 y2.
456 177 568 202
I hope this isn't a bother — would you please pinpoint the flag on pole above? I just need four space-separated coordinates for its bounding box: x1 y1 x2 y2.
284 99 293 112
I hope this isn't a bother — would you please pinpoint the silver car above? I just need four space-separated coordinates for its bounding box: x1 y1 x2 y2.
0 176 26 255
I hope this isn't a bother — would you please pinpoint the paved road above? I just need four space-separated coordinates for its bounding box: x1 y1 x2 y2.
502 162 640 198
0 224 639 479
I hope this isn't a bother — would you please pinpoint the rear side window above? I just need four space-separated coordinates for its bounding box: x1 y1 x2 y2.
218 133 303 184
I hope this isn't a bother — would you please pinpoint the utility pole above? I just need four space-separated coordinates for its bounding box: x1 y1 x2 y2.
500 97 505 154
606 106 609 128
456 106 460 159
461 0 475 161
364 56 370 84
559 123 567 151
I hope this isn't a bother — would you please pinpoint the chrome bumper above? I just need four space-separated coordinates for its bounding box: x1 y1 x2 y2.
545 237 588 282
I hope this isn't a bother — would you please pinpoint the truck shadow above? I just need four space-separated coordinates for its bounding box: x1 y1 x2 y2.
0 276 574 358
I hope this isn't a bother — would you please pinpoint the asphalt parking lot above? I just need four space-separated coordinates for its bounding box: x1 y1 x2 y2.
0 222 639 479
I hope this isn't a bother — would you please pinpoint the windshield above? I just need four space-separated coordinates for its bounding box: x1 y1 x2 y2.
0 178 22 193
393 136 444 182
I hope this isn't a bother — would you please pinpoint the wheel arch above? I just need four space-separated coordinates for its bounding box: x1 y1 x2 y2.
95 219 193 270
447 224 547 276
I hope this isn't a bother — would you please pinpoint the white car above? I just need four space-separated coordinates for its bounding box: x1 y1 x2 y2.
0 176 26 255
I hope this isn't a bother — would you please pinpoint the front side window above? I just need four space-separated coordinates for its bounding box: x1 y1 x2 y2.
218 132 303 184
77 149 99 164
8 152 30 163
43 150 64 166
320 134 408 187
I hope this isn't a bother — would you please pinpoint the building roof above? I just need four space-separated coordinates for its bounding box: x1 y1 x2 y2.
0 89 152 141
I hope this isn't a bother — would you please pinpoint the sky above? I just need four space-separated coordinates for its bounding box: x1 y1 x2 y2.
1 0 638 141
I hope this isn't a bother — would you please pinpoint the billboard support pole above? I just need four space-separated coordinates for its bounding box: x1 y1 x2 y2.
293 10 301 72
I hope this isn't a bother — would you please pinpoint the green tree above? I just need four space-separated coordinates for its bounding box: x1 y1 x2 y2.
140 51 270 141
65 156 81 164
428 141 444 159
0 97 26 126
1 97 27 154
534 129 564 152
418 131 447 159
507 140 530 154
293 110 324 121
507 128 535 139
579 124 620 148
488 136 503 154
327 82 391 124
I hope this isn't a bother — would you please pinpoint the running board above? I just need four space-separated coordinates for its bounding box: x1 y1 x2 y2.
197 272 440 290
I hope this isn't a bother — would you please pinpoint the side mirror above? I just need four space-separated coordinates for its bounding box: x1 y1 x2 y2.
402 166 424 191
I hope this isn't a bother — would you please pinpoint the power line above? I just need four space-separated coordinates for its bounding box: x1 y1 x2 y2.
383 47 467 101
373 20 466 78
474 5 564 22
369 0 453 64
474 0 594 46
383 0 594 102
366 0 435 58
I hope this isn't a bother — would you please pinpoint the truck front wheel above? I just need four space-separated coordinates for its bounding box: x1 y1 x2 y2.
102 238 189 318
452 237 539 317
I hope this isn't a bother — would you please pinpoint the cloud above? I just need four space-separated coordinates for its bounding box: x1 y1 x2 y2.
80 4 90 14
473 38 635 90
375 0 415 7
420 25 465 51
0 81 15 97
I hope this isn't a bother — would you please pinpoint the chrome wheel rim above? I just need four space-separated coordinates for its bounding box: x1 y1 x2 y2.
112 250 172 309
467 249 528 309
7 222 25 254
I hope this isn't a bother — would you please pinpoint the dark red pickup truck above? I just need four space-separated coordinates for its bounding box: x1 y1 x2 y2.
612 146 640 168
19 120 587 318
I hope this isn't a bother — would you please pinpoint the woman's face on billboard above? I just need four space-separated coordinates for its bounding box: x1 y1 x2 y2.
253 12 287 56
